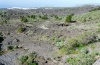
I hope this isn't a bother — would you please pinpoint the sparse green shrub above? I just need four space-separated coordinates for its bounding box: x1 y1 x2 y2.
80 48 89 54
56 41 64 49
97 28 100 32
65 14 73 23
16 26 26 33
66 51 100 65
4 20 7 24
7 45 14 51
54 15 62 20
54 15 59 20
59 32 97 54
0 32 3 43
18 52 38 65
19 55 28 64
40 15 48 20
0 22 4 25
97 23 100 32
89 7 100 12
27 62 37 65
0 50 4 55
20 16 28 23
31 15 36 19
0 32 2 36
0 32 4 54
14 45 19 49
0 37 2 43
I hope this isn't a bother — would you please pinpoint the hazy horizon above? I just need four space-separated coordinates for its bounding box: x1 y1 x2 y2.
0 0 100 8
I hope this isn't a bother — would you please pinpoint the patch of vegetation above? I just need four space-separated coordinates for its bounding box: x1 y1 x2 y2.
72 10 100 22
18 52 38 65
16 26 26 33
89 7 100 12
66 50 100 65
39 15 48 20
19 55 28 64
0 44 4 55
30 15 36 19
65 14 73 23
0 32 2 36
0 50 4 55
7 45 14 51
0 20 8 25
0 32 4 55
0 32 3 43
55 36 65 48
7 45 20 51
53 15 62 20
97 22 100 32
97 28 100 32
0 22 4 25
20 16 28 23
59 32 97 54
56 41 64 49
49 36 65 48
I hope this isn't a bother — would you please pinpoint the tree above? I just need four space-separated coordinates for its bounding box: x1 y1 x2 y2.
65 14 73 23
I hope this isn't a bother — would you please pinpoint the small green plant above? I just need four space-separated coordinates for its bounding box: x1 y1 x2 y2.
0 32 2 36
0 22 4 25
0 32 4 43
18 52 38 65
40 15 48 20
31 15 36 19
56 41 64 49
27 62 37 65
7 45 14 51
16 26 26 33
20 16 28 23
65 14 73 23
19 55 28 64
0 50 4 55
97 28 100 32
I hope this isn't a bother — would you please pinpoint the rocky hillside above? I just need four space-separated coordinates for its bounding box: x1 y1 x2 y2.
0 5 100 65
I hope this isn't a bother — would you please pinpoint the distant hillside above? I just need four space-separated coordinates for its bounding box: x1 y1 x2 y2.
72 10 100 22
0 5 94 19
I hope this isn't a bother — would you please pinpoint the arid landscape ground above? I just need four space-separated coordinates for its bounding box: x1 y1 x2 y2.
0 5 100 65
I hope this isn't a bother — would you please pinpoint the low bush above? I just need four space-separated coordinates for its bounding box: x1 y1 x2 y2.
40 15 48 20
31 15 36 19
0 32 4 43
66 51 100 65
16 26 26 33
18 52 38 65
19 55 28 64
0 22 4 25
65 14 73 23
59 32 97 54
89 7 100 12
7 45 14 51
20 16 28 23
97 27 100 32
72 10 100 22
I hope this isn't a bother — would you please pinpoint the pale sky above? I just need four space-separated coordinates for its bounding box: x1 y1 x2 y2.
0 0 100 8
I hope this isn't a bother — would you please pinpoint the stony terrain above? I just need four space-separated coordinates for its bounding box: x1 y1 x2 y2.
0 5 100 65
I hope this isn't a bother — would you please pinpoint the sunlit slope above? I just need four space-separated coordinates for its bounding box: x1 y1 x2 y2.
72 10 100 22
